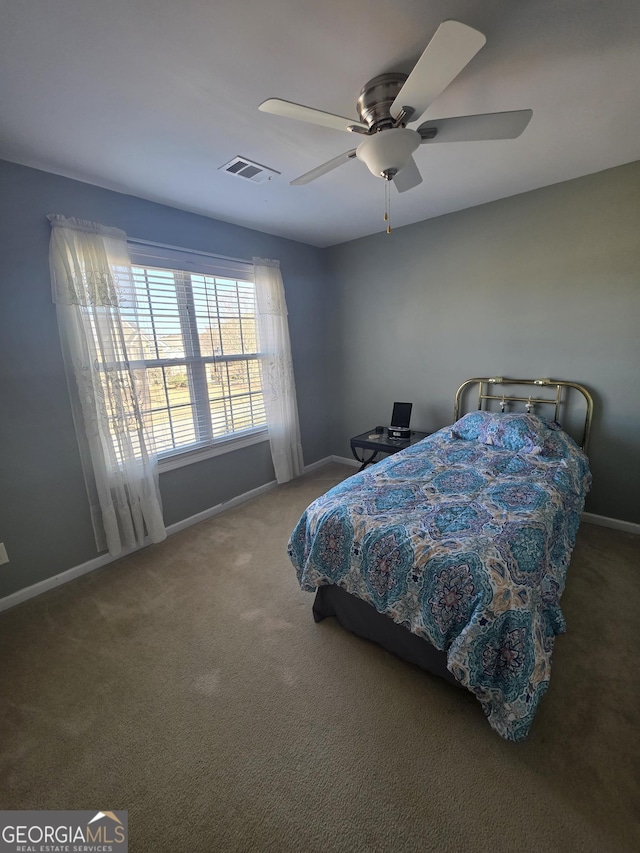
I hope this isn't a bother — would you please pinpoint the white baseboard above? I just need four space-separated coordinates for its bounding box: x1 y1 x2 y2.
304 454 358 470
0 548 137 614
0 456 342 614
302 456 334 474
580 512 640 535
166 479 277 536
0 477 279 614
0 458 353 614
3 465 636 614
331 455 360 468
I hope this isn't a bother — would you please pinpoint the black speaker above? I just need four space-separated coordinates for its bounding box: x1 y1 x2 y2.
388 402 412 439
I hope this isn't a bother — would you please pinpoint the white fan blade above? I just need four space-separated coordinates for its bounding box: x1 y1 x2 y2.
419 109 533 143
290 149 357 186
390 21 486 123
259 98 366 133
393 156 423 193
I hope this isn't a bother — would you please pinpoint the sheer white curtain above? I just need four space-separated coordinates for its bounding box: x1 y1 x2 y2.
253 258 304 483
49 215 166 556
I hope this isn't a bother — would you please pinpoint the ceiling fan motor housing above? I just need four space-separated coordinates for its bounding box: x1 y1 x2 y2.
357 73 408 129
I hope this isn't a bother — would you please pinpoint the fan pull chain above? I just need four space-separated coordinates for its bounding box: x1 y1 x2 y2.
384 178 391 234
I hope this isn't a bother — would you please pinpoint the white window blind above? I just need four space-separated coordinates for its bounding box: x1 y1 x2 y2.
118 242 266 460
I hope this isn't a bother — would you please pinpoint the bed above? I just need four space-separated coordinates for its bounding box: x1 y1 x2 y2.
288 378 593 741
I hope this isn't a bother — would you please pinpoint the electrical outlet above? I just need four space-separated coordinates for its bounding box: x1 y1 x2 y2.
0 543 9 565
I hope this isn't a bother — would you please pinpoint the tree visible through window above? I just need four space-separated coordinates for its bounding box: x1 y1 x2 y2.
119 263 266 458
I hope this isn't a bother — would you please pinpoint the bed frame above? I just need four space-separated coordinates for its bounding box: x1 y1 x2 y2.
454 377 593 451
313 377 594 684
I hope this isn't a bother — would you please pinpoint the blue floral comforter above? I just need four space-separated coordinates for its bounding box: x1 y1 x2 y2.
288 413 591 741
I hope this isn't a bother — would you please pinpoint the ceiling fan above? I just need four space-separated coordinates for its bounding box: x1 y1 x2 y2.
259 20 532 195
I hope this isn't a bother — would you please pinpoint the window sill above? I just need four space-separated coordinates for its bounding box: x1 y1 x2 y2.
158 428 269 473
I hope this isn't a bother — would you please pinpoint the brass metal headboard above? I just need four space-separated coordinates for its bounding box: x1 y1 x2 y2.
453 377 594 452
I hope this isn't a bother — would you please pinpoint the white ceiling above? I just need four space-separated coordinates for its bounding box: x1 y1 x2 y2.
1 0 639 247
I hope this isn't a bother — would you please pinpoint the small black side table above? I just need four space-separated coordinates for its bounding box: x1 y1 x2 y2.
350 429 430 471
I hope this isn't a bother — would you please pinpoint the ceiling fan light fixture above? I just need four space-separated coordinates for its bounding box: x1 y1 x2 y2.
356 128 421 179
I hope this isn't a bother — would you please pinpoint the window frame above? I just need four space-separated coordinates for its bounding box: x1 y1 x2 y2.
124 243 269 472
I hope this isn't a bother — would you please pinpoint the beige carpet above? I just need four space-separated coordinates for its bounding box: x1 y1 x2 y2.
1 463 639 852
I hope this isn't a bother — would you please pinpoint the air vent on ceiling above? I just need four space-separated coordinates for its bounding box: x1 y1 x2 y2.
219 156 280 184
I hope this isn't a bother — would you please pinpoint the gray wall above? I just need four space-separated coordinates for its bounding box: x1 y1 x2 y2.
0 160 331 598
1 158 638 602
326 161 640 523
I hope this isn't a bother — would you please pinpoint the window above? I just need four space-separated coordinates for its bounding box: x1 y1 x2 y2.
118 246 267 465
